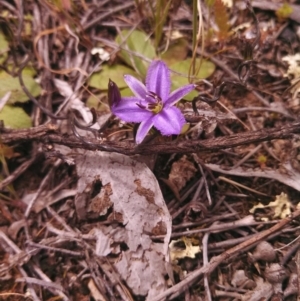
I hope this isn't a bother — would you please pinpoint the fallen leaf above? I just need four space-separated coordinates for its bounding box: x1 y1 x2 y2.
168 155 197 191
250 192 292 220
205 162 300 192
241 276 273 301
231 270 256 289
53 79 95 125
282 53 300 78
169 237 201 262
75 151 172 299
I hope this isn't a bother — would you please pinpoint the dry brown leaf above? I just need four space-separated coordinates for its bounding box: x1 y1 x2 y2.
168 155 197 192
241 276 273 301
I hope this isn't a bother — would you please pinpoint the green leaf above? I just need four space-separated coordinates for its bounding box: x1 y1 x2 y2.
86 94 109 112
86 87 134 111
0 31 9 64
170 58 215 100
0 105 32 129
89 64 138 90
86 94 101 109
115 30 156 77
161 39 188 66
86 87 133 110
0 68 41 103
120 87 133 97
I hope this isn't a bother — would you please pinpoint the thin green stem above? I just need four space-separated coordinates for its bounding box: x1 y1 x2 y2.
154 0 171 50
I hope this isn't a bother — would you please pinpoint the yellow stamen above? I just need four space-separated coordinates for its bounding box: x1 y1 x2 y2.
151 103 163 114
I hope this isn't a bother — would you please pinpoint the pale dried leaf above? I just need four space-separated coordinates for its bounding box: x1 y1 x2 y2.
93 229 113 256
22 189 77 213
169 238 200 262
88 279 106 301
282 53 300 78
75 151 172 299
205 162 300 191
231 270 249 287
53 78 94 125
250 192 292 219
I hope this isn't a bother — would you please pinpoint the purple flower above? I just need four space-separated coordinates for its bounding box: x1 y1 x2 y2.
109 60 195 144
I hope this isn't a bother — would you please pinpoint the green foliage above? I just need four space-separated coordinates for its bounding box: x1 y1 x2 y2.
153 0 172 49
276 3 293 21
170 58 215 100
0 105 32 129
120 87 134 97
89 64 139 90
0 68 41 103
115 30 156 77
161 39 189 65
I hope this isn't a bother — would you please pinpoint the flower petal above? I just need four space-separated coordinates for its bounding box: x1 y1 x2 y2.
112 97 153 123
164 84 196 107
153 106 185 136
124 75 147 99
136 118 154 144
146 60 170 101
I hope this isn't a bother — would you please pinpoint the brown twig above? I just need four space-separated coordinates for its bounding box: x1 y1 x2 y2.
0 156 36 191
1 122 299 155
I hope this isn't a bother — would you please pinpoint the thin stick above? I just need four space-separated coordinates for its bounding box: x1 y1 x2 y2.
1 121 299 155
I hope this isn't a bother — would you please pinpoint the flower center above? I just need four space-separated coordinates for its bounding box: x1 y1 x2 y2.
147 91 163 114
136 92 163 114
